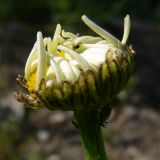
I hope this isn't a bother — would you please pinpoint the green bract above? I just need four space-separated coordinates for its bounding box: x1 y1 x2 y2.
15 15 135 111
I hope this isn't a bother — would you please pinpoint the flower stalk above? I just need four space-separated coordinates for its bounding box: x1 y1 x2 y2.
74 110 107 160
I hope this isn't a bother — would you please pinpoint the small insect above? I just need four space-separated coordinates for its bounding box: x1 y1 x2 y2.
98 105 112 127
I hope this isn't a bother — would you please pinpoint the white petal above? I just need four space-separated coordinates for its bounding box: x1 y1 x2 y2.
121 15 130 44
89 64 98 73
63 40 74 49
36 32 47 90
69 60 81 69
56 35 65 44
82 15 119 47
80 46 110 67
58 45 90 71
24 42 37 80
64 53 72 60
50 58 64 83
46 37 54 54
73 36 102 45
46 66 55 81
62 30 77 38
43 37 48 46
46 80 53 87
96 40 109 44
30 59 38 72
52 24 61 54
53 57 63 64
59 59 77 82
81 43 111 48
69 62 81 78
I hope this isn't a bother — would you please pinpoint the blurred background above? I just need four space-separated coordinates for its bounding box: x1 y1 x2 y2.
0 0 160 160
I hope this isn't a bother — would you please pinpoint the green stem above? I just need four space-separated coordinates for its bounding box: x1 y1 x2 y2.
74 110 107 160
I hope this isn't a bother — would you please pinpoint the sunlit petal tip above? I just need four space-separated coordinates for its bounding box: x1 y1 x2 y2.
81 15 87 20
37 31 42 40
121 14 130 44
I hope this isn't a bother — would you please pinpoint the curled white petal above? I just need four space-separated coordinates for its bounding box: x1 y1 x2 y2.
46 80 54 87
50 58 64 83
62 30 77 38
46 37 54 54
64 53 73 61
56 35 65 44
82 15 119 47
74 36 102 45
36 32 47 90
43 37 48 46
89 64 98 73
58 45 90 71
121 15 130 44
81 43 111 48
63 40 74 49
46 66 55 81
69 62 81 78
96 40 111 44
59 59 77 82
69 60 81 69
24 42 37 80
53 56 64 64
30 59 38 73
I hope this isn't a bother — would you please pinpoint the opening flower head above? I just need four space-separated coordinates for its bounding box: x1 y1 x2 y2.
15 15 134 111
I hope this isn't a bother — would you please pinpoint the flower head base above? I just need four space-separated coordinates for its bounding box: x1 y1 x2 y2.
14 15 135 111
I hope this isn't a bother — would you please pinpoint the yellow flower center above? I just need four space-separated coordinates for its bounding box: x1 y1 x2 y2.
59 51 65 58
27 70 36 92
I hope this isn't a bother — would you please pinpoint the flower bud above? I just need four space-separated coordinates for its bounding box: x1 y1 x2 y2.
14 15 135 111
